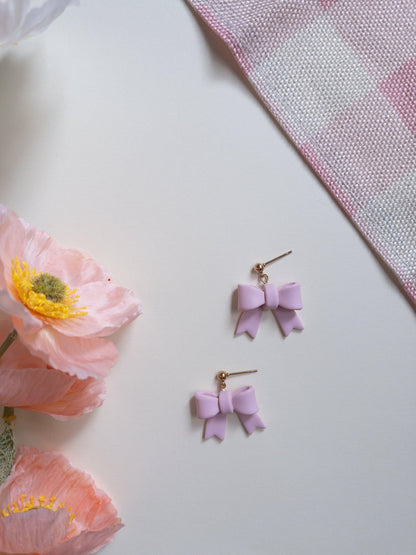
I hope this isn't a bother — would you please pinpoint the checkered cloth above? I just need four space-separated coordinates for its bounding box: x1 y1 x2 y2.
187 0 416 307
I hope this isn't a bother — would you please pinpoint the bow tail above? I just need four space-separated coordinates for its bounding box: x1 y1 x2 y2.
273 307 304 337
204 413 227 440
235 308 263 338
238 412 266 435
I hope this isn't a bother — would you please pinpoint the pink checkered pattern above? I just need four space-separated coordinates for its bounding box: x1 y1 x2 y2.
188 0 416 307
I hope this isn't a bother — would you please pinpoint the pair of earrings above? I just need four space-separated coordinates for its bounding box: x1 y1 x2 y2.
194 251 304 441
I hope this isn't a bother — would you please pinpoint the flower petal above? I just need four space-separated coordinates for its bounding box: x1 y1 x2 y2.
0 507 69 553
5 447 121 530
18 326 118 379
0 366 74 407
45 522 124 555
0 447 123 553
0 293 44 334
23 226 109 288
19 0 76 40
35 376 106 420
0 1 28 46
0 205 25 278
51 281 142 337
0 323 105 418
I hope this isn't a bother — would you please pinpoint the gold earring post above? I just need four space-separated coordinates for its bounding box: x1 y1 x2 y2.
263 250 292 267
254 250 292 276
216 369 258 389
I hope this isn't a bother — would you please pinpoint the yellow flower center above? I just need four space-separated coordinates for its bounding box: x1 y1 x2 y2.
11 258 87 319
1 494 75 525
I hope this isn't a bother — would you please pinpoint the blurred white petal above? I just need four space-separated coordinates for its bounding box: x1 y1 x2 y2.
0 0 76 46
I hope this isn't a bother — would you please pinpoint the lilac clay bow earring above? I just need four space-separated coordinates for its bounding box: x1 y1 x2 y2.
235 250 304 339
194 370 266 441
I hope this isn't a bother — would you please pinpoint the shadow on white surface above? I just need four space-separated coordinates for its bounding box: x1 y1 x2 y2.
0 53 54 194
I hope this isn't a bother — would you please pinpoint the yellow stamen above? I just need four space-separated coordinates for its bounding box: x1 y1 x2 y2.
45 496 56 510
11 258 87 319
0 492 76 525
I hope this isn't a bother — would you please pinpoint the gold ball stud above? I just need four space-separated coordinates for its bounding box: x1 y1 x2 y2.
254 263 264 274
216 371 227 381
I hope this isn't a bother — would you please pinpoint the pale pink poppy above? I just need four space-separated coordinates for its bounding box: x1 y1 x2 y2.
0 204 141 379
0 315 105 419
0 446 123 554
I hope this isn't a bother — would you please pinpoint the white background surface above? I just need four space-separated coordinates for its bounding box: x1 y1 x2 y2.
2 1 416 554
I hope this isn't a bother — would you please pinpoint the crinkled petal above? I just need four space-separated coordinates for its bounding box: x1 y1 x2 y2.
45 522 124 555
51 281 142 337
36 376 106 420
4 447 121 530
0 448 122 553
0 207 44 333
0 507 69 553
0 366 74 407
0 205 26 290
0 366 105 419
0 327 45 370
1 289 42 332
18 326 118 379
0 324 105 418
23 225 109 287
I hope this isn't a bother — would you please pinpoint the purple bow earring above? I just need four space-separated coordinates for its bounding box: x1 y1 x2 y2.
194 370 266 441
235 250 304 339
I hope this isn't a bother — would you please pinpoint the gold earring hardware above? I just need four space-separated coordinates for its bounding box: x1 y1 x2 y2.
254 250 292 283
216 369 258 390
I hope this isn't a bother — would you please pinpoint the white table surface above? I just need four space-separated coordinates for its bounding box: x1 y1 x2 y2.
2 1 416 554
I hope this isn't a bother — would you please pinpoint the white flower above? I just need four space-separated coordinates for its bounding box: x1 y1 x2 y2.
0 0 76 46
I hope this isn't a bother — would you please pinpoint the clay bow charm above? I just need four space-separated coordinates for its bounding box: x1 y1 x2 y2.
195 384 266 441
236 282 304 338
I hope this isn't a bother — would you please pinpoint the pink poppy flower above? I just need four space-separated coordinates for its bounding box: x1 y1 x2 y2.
0 204 141 379
0 446 123 554
0 315 105 419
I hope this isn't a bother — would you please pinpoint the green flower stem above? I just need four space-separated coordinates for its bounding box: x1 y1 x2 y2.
2 406 14 421
0 329 17 359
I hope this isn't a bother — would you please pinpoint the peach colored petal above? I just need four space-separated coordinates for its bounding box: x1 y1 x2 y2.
0 322 105 418
0 447 122 554
51 281 142 337
0 508 69 553
22 225 109 288
0 367 74 407
0 332 47 371
35 377 105 420
45 523 124 555
0 206 25 272
0 447 120 525
0 367 105 419
0 290 42 334
16 326 118 379
0 208 42 336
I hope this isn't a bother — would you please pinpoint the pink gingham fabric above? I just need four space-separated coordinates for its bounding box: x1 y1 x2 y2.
187 0 416 307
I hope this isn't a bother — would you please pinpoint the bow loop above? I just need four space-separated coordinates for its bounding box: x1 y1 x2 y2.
237 284 265 311
277 282 303 310
232 386 259 415
194 391 221 420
